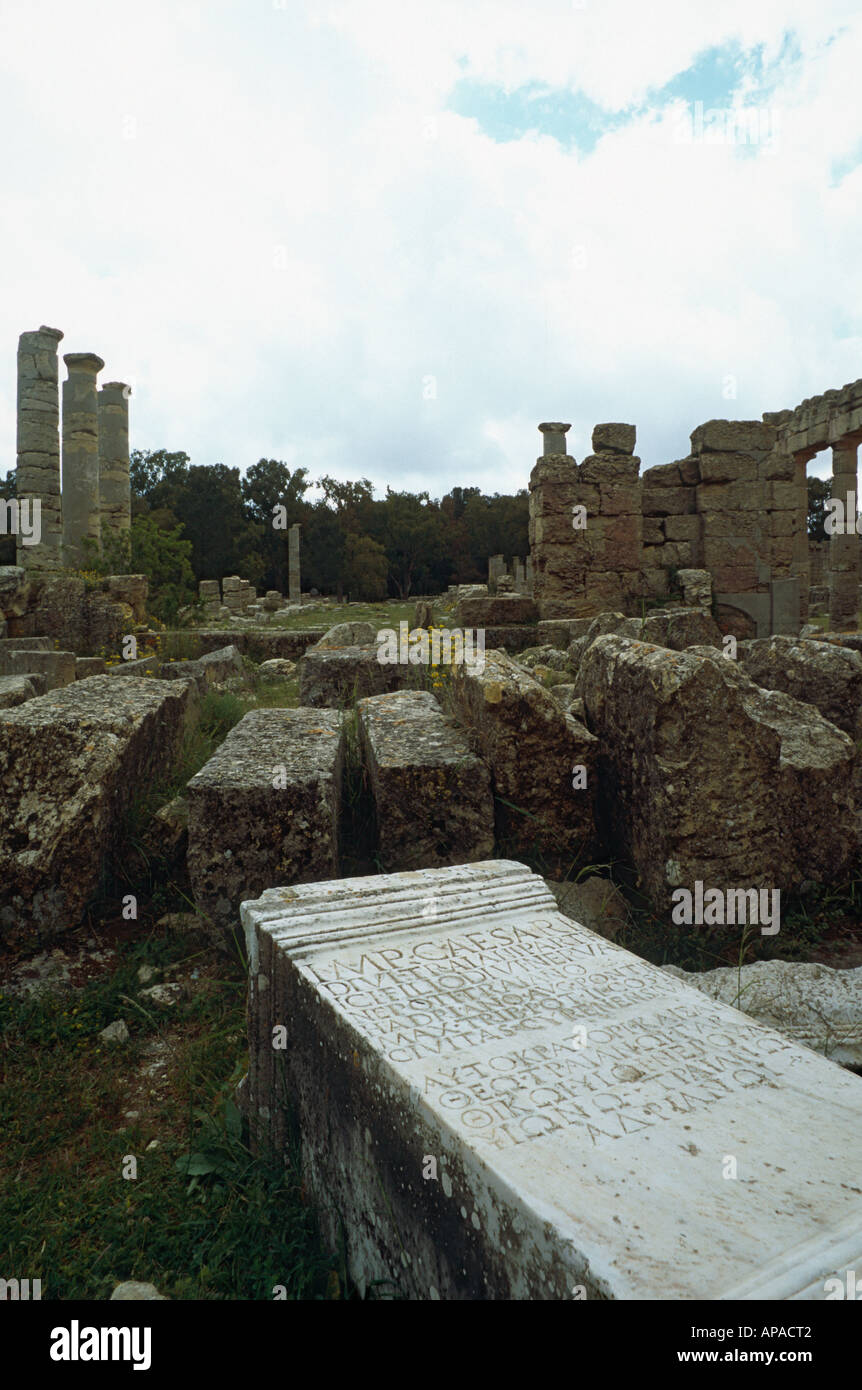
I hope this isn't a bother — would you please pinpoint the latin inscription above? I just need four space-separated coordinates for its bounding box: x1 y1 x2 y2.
302 917 790 1151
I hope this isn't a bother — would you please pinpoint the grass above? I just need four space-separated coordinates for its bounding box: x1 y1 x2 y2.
0 930 340 1300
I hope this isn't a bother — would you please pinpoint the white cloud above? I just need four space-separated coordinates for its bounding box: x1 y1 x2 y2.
1 0 860 500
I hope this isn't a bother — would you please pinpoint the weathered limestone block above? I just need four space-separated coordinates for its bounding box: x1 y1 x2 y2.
635 609 722 650
108 653 159 678
449 649 597 862
544 873 629 941
697 452 758 484
199 579 220 599
642 517 664 544
102 575 148 624
0 676 196 940
357 690 494 871
696 480 766 512
16 327 64 572
242 860 862 1300
676 568 712 608
482 625 541 654
0 635 51 653
740 635 862 738
187 708 345 934
299 644 402 707
455 596 538 627
263 590 283 612
642 486 695 516
663 515 701 543
222 575 241 593
0 567 31 618
75 657 106 678
62 352 104 567
591 422 636 455
536 618 593 646
663 961 862 1070
319 621 377 646
0 675 41 708
691 420 776 453
1 649 76 690
160 644 243 691
576 637 856 909
517 645 572 673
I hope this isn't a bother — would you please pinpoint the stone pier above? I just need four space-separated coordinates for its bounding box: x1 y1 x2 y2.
98 382 132 558
288 524 301 603
830 439 859 630
15 326 64 572
62 353 105 568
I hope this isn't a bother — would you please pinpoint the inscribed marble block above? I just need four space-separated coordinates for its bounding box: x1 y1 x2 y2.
241 860 862 1300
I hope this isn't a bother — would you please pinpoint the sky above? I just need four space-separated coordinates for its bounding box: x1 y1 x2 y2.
1 0 861 499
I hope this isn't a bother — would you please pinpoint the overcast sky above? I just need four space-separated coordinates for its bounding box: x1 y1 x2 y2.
2 0 860 499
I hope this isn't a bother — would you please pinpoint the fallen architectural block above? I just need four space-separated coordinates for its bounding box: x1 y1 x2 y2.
663 960 862 1071
187 708 345 935
740 635 862 738
242 860 862 1300
0 636 52 653
576 636 856 908
299 643 402 706
449 648 597 863
160 643 243 691
107 653 159 677
455 595 538 627
357 690 494 870
0 674 41 708
75 656 106 678
0 676 196 941
0 648 76 690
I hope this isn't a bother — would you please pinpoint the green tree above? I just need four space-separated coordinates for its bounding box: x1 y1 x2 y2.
129 514 195 624
344 532 388 600
808 476 831 542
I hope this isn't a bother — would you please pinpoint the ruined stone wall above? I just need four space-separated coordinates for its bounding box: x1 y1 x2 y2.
0 570 148 655
528 379 862 636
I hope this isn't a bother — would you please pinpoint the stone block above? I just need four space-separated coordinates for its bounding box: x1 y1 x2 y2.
642 517 664 545
0 676 196 941
455 596 538 627
1 649 76 690
576 637 856 909
108 653 159 678
740 635 862 738
591 422 636 454
0 675 40 709
449 649 597 864
0 636 52 653
0 566 32 618
242 859 862 1299
76 657 106 678
642 486 694 516
662 514 701 543
199 579 220 599
357 690 493 871
187 708 345 935
696 452 758 485
222 575 241 593
641 462 681 488
691 420 776 454
299 644 403 707
676 569 712 608
577 454 640 488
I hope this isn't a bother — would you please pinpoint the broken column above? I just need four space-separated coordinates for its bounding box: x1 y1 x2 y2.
488 554 506 593
15 326 64 572
288 524 301 603
62 352 105 568
830 439 859 631
98 382 131 558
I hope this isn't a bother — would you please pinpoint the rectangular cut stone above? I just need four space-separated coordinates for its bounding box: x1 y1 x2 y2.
75 656 106 678
299 643 403 706
691 420 776 453
242 860 862 1300
0 674 41 708
187 708 345 934
1 649 76 690
450 648 597 864
455 596 538 626
357 690 494 871
0 676 196 942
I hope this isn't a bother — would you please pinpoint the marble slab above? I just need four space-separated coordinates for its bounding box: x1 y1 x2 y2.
241 860 862 1300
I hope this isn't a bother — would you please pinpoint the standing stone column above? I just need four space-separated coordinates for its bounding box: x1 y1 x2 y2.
62 353 105 568
488 554 505 593
15 325 64 571
829 439 859 631
288 524 301 603
98 382 131 562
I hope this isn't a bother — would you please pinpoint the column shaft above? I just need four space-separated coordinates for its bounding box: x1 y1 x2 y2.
98 382 131 563
829 440 858 631
15 325 64 571
62 352 105 568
